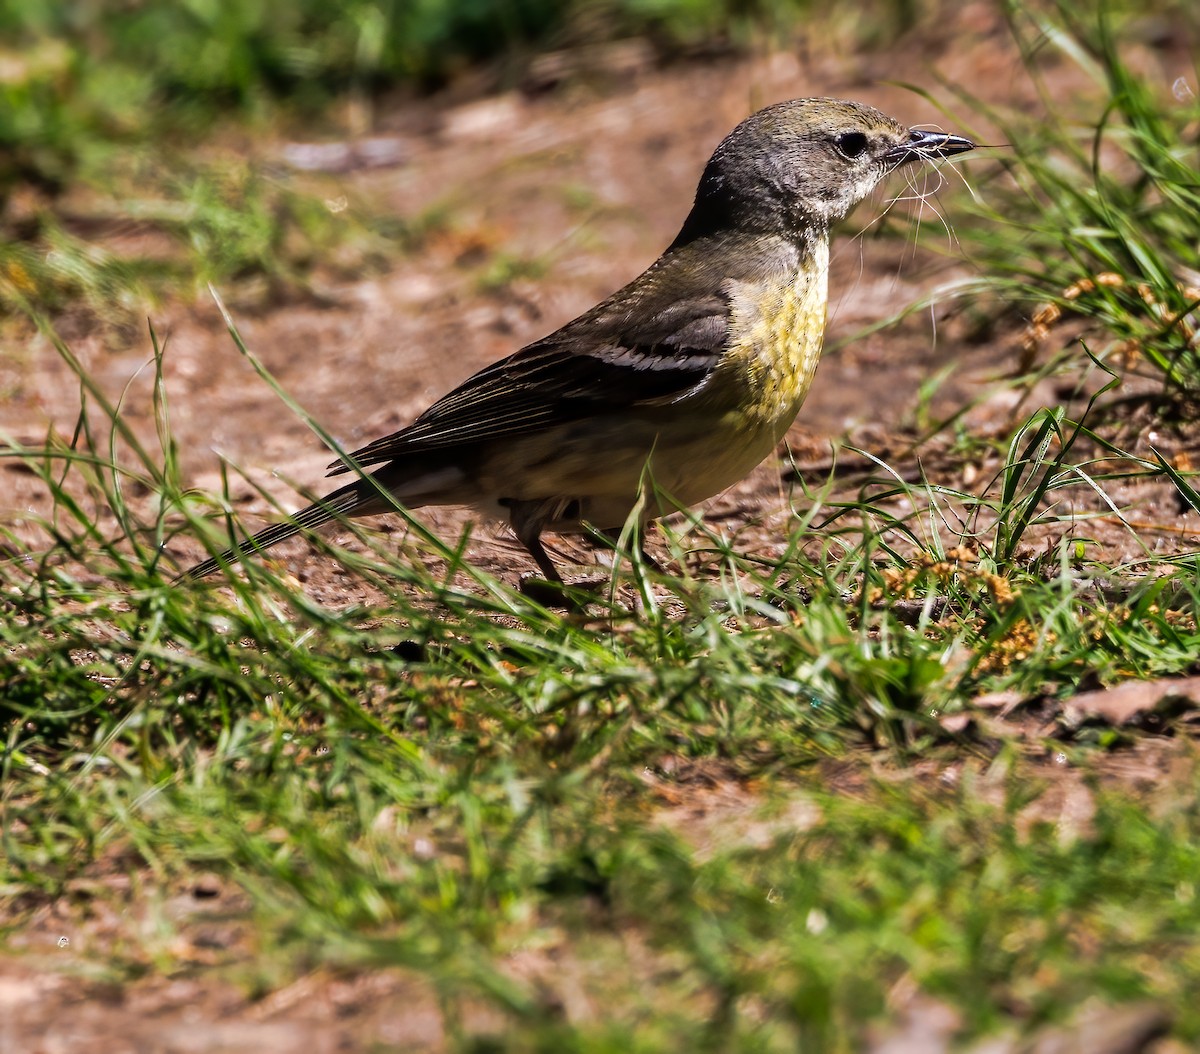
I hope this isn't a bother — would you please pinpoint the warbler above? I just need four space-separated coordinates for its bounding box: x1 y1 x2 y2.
184 97 973 584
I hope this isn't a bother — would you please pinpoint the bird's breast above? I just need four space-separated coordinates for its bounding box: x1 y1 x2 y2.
723 237 830 434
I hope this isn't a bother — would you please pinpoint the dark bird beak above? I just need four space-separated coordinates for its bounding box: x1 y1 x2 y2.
887 128 975 164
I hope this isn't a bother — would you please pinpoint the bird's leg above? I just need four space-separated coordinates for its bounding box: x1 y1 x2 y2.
524 533 564 583
508 499 613 609
507 499 563 583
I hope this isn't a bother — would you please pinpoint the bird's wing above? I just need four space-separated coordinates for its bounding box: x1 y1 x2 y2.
326 283 732 475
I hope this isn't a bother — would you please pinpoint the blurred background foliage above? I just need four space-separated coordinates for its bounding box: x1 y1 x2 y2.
0 0 926 187
0 0 910 112
0 0 1190 200
0 0 928 321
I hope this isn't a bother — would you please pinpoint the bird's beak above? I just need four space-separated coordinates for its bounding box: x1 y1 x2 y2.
887 128 975 164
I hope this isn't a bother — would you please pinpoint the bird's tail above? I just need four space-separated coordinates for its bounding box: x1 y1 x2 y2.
179 478 374 581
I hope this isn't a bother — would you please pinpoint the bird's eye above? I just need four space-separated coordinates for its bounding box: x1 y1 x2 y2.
836 131 868 159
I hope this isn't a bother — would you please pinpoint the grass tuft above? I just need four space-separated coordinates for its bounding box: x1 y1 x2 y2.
938 0 1200 396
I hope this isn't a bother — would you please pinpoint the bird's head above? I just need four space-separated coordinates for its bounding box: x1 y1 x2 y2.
675 97 974 244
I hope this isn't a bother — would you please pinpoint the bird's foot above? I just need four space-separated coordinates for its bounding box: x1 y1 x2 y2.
519 574 609 610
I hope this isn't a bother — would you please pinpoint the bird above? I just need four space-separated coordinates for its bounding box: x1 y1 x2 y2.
182 97 973 586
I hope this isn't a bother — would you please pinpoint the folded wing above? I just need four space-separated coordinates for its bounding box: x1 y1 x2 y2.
327 284 732 476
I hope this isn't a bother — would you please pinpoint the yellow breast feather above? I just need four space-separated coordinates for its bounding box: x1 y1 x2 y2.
724 238 831 430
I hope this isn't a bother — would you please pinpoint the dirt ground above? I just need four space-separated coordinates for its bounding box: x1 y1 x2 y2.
3 5 1200 1050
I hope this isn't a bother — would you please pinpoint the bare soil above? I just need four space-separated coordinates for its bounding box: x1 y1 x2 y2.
3 7 1199 1050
